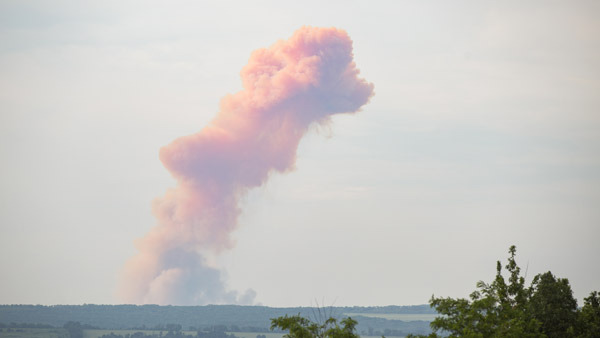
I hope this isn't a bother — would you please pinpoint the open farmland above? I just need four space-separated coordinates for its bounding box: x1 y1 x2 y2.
0 328 68 338
0 304 434 337
83 330 196 338
83 331 288 338
344 313 438 322
226 332 284 338
83 332 405 338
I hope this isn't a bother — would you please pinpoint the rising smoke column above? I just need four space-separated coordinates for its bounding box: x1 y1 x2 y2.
119 26 374 305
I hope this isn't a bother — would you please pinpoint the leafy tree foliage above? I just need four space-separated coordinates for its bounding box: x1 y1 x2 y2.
578 291 600 338
412 246 544 338
408 246 598 338
270 315 359 338
63 321 84 338
528 271 578 337
166 323 183 332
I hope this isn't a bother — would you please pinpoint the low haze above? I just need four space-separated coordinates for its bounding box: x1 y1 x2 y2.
0 1 598 307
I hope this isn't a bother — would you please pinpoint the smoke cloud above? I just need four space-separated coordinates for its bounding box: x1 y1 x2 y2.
119 26 374 305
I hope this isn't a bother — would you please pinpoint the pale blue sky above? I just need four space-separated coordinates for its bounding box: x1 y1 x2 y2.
0 0 598 306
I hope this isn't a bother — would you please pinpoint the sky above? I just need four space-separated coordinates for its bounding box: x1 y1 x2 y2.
0 0 599 307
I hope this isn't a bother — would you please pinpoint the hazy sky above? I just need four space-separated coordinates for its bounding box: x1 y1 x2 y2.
1 0 598 307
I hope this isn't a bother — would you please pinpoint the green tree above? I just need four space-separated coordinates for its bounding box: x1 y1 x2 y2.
578 291 600 338
166 323 182 332
408 246 600 338
528 271 578 337
63 321 83 338
409 246 545 338
270 315 359 338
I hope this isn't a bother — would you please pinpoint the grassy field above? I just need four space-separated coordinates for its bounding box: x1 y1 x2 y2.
84 332 400 338
229 332 284 338
344 313 438 321
0 329 405 338
83 330 282 338
0 328 69 338
84 330 198 338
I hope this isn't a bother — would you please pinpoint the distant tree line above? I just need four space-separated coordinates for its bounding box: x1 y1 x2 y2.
63 321 101 338
0 304 432 330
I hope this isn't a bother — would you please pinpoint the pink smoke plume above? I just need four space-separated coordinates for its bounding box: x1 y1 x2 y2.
119 26 374 305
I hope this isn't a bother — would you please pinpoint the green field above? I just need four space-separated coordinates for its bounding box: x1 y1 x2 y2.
83 331 283 338
0 328 69 338
344 313 437 321
228 332 284 338
0 329 407 338
84 330 198 338
83 332 399 338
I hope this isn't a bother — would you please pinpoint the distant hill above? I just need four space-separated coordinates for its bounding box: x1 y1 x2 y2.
0 304 434 336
